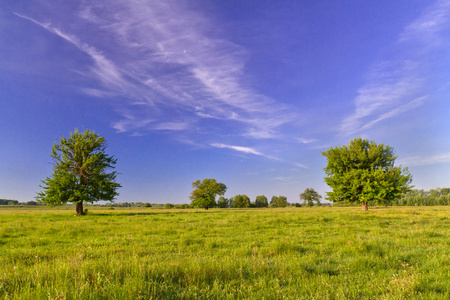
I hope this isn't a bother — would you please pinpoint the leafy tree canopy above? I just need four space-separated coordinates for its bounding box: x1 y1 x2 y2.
277 196 289 207
217 196 230 208
0 199 19 205
255 195 268 208
322 137 412 210
36 129 121 215
190 178 227 210
270 196 289 208
300 188 322 207
231 194 250 208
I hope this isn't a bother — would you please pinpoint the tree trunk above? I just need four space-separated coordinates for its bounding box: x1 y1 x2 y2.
361 202 368 211
76 201 84 216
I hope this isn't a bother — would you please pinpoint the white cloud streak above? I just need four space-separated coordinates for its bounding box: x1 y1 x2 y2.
297 138 316 144
339 0 450 136
211 143 268 157
210 143 308 168
15 0 296 139
399 153 450 167
400 0 450 46
357 96 426 132
339 60 424 137
14 12 137 98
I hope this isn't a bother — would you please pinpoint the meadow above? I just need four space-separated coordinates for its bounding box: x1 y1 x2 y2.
1 206 450 299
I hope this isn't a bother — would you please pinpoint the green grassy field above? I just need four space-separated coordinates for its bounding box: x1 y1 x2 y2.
1 206 450 299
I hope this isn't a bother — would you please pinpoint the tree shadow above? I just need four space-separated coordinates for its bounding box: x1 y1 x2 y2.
89 210 225 217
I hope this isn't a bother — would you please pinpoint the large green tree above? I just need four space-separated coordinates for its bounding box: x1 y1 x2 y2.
190 178 227 210
322 137 412 210
36 129 121 216
300 188 322 207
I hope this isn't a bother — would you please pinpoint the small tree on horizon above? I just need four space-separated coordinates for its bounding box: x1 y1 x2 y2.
36 129 121 216
300 188 322 207
255 195 268 207
231 194 250 208
277 196 289 207
270 196 288 207
217 196 230 208
270 196 278 207
190 178 227 210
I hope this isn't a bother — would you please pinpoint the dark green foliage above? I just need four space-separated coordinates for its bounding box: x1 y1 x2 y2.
0 199 19 205
277 196 288 207
396 188 450 206
300 188 322 207
254 195 268 207
270 196 289 207
164 203 174 209
217 196 230 208
231 194 250 208
331 187 450 207
0 200 44 206
143 203 152 208
322 137 412 210
172 204 190 209
190 178 227 210
36 129 121 215
270 196 278 207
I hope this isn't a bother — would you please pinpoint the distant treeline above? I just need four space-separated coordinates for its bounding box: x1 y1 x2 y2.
0 199 328 208
332 188 450 207
97 199 331 209
101 202 162 208
0 199 42 206
18 189 450 209
395 188 450 206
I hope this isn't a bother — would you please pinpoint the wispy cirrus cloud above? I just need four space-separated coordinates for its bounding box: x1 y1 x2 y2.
340 61 424 136
211 143 267 157
15 0 296 139
13 12 141 99
399 153 450 167
211 143 308 168
356 96 426 132
400 0 450 46
297 138 317 144
339 0 450 136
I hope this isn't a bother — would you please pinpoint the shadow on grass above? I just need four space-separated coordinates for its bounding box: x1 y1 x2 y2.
89 210 226 217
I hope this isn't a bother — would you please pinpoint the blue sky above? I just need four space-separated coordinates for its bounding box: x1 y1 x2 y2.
1 0 450 204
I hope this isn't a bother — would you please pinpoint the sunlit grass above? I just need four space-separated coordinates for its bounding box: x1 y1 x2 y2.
1 206 450 299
